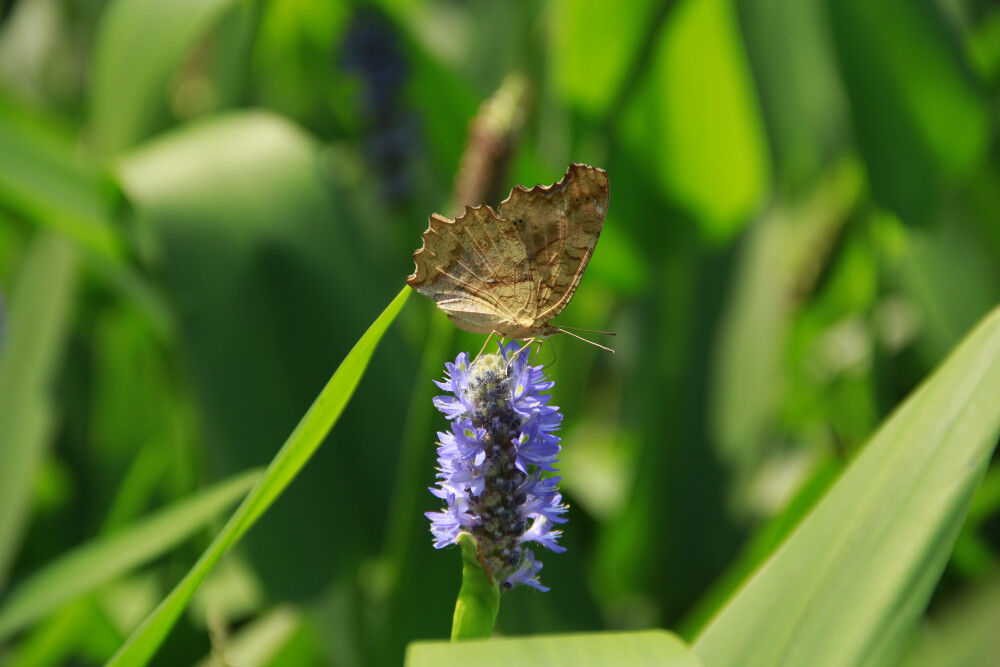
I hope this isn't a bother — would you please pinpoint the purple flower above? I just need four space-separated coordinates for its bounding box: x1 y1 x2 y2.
425 342 568 592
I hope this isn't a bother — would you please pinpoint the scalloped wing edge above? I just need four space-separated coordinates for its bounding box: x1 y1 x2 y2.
407 204 504 288
500 162 609 208
406 162 607 291
407 163 609 291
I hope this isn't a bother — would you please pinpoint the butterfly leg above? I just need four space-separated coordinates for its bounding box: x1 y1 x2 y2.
524 338 545 367
474 331 498 362
504 337 542 373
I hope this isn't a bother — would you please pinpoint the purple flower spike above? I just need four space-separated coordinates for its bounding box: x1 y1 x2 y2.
426 343 568 592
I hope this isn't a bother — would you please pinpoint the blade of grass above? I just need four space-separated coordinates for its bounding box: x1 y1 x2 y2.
0 234 78 588
107 286 410 667
0 468 261 641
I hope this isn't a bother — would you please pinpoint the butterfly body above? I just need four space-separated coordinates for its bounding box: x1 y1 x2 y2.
408 163 609 340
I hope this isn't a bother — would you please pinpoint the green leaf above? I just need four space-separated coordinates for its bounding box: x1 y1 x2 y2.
406 630 701 667
621 0 770 241
693 305 1000 666
0 234 78 588
193 606 307 667
89 0 242 154
826 0 990 223
0 469 260 641
451 533 500 641
106 286 410 667
0 102 120 258
899 223 1000 365
547 0 658 116
678 456 844 639
899 576 1000 667
252 0 351 122
115 110 403 598
711 161 862 476
736 0 847 190
3 597 122 667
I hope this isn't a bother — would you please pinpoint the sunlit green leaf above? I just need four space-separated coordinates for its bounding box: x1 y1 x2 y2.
694 305 1000 666
406 630 700 667
548 0 657 116
621 0 770 241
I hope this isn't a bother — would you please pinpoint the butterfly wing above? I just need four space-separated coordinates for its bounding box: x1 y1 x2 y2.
407 206 535 335
496 163 609 327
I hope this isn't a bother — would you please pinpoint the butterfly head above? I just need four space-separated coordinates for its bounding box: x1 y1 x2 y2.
538 324 560 338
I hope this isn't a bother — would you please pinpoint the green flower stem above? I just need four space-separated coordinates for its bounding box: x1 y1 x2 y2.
451 533 500 640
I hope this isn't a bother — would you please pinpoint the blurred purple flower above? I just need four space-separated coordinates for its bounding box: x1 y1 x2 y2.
338 6 421 204
426 342 567 592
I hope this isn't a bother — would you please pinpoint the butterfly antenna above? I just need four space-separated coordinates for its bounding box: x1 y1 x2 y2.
556 328 616 353
526 338 555 369
540 338 556 368
554 325 618 336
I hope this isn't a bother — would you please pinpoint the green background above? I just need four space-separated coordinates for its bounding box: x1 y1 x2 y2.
1 0 999 665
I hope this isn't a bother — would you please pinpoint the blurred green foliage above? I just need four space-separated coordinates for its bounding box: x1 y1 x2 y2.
0 0 999 665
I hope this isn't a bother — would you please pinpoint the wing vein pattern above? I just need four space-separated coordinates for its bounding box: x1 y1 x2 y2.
407 164 609 337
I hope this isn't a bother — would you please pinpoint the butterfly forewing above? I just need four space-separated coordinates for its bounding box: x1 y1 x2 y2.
497 164 609 327
408 163 609 338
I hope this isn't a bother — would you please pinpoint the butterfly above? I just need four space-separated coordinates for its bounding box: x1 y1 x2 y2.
407 163 609 343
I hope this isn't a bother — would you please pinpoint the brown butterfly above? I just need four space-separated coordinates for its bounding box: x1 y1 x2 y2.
407 163 610 345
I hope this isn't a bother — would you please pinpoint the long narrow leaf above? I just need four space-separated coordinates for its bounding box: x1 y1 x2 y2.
0 234 78 587
693 305 1000 666
0 469 261 641
107 286 410 666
